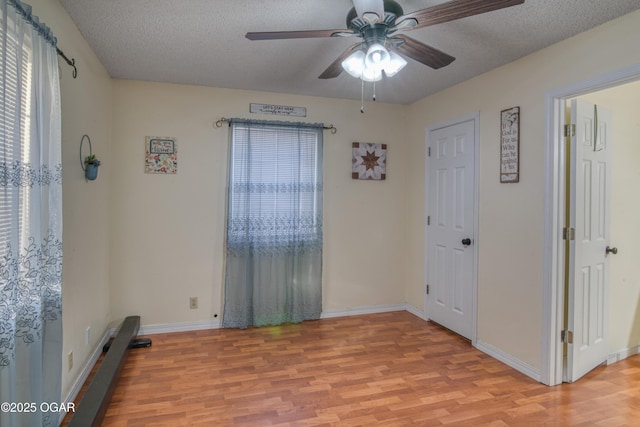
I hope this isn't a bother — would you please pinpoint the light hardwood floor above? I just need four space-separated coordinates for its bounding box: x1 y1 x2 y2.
64 311 640 426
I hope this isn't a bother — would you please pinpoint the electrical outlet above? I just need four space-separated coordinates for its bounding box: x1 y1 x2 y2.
189 297 198 309
67 351 73 372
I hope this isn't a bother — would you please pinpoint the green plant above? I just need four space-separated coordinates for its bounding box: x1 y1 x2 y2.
84 154 101 167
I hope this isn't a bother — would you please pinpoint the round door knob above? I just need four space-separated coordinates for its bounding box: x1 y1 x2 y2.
606 246 618 255
461 238 472 246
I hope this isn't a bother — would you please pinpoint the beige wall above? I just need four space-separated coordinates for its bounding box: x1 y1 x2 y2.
28 0 114 399
578 81 640 355
405 10 640 370
110 82 411 325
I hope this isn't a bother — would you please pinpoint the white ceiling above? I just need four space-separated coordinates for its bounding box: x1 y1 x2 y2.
58 0 640 105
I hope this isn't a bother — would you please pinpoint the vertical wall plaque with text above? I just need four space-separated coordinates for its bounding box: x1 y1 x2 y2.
500 107 520 183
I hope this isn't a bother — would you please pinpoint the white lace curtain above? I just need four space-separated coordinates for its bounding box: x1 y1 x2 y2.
223 119 323 329
0 1 63 426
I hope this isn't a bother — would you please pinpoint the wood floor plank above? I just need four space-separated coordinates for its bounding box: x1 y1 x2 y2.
62 311 640 426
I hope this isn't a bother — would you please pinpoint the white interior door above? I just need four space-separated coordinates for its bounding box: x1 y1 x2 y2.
426 118 476 339
566 99 612 382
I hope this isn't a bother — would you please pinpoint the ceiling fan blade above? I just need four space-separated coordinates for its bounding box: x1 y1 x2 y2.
391 35 455 69
396 0 525 30
319 43 364 79
246 29 354 41
352 0 385 21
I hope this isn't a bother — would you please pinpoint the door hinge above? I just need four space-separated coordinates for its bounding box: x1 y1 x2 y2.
426 284 430 295
561 330 573 344
428 147 431 157
564 124 576 137
427 215 430 226
563 227 575 241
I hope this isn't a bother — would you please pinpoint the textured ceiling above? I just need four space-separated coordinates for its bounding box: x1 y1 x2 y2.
58 0 640 105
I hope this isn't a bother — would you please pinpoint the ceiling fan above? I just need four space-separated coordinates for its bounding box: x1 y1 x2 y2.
246 0 525 81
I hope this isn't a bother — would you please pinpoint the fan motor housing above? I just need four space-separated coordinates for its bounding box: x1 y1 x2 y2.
346 0 404 28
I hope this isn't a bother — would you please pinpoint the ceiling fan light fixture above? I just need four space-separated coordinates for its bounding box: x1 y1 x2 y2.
341 50 367 78
341 49 383 81
383 50 407 77
364 43 390 70
361 66 383 82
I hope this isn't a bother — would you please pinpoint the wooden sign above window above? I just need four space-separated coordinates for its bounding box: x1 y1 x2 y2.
250 103 307 117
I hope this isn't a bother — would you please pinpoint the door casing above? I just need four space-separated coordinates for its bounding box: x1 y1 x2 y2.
542 64 640 386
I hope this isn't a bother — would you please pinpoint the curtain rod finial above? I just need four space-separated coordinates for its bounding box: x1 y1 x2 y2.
56 47 77 78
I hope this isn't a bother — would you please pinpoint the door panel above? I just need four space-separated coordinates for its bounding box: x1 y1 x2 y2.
567 99 611 382
426 119 475 339
452 248 465 314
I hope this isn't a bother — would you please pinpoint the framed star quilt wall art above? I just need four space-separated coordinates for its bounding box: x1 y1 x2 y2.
352 142 387 180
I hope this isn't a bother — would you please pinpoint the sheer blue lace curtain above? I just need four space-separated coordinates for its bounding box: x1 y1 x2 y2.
1 1 63 426
223 119 323 329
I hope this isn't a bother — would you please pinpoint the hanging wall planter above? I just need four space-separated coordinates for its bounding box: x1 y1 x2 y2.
80 135 101 181
84 157 100 180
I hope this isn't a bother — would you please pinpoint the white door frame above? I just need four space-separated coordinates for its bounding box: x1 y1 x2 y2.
541 64 640 386
424 112 480 345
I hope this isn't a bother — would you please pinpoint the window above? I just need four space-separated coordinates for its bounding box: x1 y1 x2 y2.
227 121 323 254
223 119 323 328
0 14 33 259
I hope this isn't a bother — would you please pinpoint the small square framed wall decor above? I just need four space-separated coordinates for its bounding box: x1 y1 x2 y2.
352 142 387 180
145 136 177 174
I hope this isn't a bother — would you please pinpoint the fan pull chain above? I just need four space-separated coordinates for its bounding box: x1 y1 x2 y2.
372 80 376 102
360 78 365 114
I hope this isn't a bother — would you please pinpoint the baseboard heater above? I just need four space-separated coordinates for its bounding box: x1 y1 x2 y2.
68 315 150 427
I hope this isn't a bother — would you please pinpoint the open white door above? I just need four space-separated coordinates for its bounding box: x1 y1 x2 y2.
426 118 476 340
566 99 612 382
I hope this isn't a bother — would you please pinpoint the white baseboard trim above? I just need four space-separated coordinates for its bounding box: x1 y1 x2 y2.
138 319 221 335
475 339 542 383
320 303 406 319
140 306 413 333
607 344 640 365
403 303 426 320
139 304 414 333
59 328 112 425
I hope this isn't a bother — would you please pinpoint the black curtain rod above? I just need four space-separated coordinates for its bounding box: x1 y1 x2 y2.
9 0 76 78
214 117 337 134
56 47 77 79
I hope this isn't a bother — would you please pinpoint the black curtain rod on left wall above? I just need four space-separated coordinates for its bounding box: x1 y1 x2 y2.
56 47 77 79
